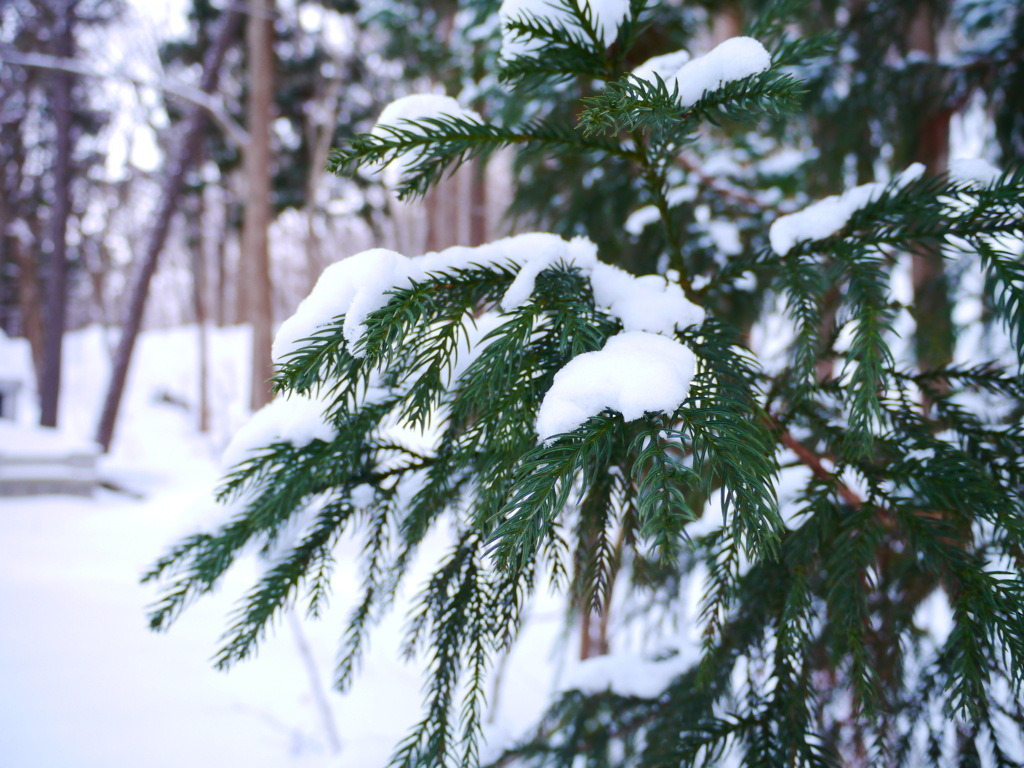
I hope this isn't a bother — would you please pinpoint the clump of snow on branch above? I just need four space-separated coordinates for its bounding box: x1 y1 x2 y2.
949 157 1001 186
769 163 926 255
221 394 337 468
535 331 696 440
670 37 771 108
560 649 696 698
273 233 705 362
371 94 481 184
499 0 630 58
374 94 481 134
631 49 691 84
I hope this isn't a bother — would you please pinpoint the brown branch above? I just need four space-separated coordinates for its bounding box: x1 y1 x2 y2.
777 429 864 509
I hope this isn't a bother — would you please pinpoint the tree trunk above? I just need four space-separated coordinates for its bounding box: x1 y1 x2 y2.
94 8 242 452
39 0 75 428
906 3 954 381
469 158 488 247
187 191 210 433
303 76 342 292
241 0 275 411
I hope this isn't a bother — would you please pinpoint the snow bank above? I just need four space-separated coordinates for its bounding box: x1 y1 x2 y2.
273 233 705 363
672 37 771 108
221 395 337 468
949 157 1001 186
631 49 691 85
536 331 696 440
561 650 694 699
769 163 926 255
499 0 630 58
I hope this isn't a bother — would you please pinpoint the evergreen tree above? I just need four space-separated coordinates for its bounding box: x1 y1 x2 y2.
145 1 1024 766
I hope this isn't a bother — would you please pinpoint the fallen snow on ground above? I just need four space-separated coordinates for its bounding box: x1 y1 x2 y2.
0 324 562 768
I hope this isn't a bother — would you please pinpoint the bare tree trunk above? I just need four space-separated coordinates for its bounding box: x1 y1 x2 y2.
906 3 953 384
95 8 242 452
215 187 229 327
0 190 44 379
39 0 75 428
241 0 275 411
469 158 488 247
187 191 210 433
303 77 342 291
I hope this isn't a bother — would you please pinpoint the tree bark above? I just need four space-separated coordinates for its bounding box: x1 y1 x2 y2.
94 7 242 451
469 158 488 247
906 3 954 380
187 190 210 433
39 0 75 427
241 0 275 411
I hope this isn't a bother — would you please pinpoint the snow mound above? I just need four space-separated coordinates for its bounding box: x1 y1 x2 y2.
273 233 704 363
536 331 696 440
631 49 691 85
499 0 630 59
561 650 694 699
672 36 771 108
221 394 337 468
769 163 926 255
949 157 1001 186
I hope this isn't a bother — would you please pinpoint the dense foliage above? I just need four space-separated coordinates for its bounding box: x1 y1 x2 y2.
146 1 1024 766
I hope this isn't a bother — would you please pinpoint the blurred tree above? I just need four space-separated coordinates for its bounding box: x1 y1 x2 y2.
241 0 276 410
0 0 116 425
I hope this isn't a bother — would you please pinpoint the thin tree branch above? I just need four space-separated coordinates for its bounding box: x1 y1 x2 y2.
0 49 249 148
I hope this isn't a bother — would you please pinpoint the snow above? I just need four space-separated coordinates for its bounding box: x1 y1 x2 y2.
0 324 564 768
624 205 660 235
0 421 99 457
707 220 743 256
560 648 695 699
220 394 337 469
671 37 772 108
374 94 481 135
0 328 34 390
499 0 630 58
535 331 696 440
273 233 705 363
949 157 1001 185
631 49 691 85
371 95 481 185
589 264 705 334
769 163 926 255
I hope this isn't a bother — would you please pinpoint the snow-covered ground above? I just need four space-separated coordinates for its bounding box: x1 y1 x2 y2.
0 325 564 768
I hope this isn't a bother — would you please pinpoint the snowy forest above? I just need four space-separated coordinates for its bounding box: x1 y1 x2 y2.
1 1 1024 767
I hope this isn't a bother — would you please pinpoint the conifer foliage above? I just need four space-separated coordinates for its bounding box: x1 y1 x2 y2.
145 2 1024 766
